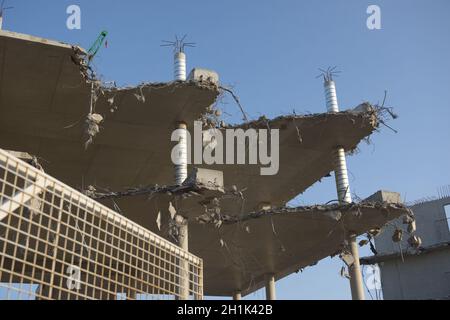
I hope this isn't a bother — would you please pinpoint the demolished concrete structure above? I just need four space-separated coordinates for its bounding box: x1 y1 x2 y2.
0 30 412 298
361 192 450 300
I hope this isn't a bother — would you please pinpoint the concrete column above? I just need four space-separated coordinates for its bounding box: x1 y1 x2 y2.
178 215 189 300
265 274 276 300
333 147 352 204
172 121 190 299
233 291 242 300
174 122 188 185
348 234 365 300
323 77 365 300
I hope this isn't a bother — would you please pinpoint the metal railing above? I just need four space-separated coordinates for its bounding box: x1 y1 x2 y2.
0 149 203 300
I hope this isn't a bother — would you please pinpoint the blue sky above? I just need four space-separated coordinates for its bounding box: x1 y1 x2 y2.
2 0 450 299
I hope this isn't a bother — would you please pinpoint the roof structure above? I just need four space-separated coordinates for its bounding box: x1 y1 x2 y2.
0 30 409 297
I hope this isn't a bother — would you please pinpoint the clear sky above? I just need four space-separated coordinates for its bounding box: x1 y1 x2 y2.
2 0 450 300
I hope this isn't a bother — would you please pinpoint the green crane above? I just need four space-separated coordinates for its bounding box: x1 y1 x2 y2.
87 30 108 63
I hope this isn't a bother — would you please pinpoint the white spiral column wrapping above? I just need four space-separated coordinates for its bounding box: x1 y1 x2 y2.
174 122 188 185
174 52 187 81
324 80 339 112
333 148 352 203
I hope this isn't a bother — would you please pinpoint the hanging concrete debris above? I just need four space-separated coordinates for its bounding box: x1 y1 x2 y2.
408 235 422 249
167 202 179 242
340 251 355 267
133 86 146 103
83 185 97 198
358 239 369 247
392 229 403 243
84 113 104 150
407 220 417 233
168 202 177 220
156 211 162 231
368 228 382 237
340 266 350 279
197 197 223 228
107 96 118 113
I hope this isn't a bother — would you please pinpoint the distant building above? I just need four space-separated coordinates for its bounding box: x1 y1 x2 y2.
362 191 450 300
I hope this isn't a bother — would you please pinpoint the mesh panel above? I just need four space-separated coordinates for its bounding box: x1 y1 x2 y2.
0 149 203 300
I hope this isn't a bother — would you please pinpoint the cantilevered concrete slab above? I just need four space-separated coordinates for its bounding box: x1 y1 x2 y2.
0 30 379 215
92 181 411 296
0 30 220 191
98 188 410 296
210 109 378 213
97 108 379 224
199 202 410 296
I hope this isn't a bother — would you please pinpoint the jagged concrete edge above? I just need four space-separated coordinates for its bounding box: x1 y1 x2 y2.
203 202 412 225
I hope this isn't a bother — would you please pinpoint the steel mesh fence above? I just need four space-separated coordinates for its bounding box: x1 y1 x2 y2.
0 149 203 300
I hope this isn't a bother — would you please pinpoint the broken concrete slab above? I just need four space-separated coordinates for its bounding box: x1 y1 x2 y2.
360 241 450 265
0 30 383 221
93 185 410 296
188 107 379 215
0 30 220 192
183 201 410 296
89 107 381 222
